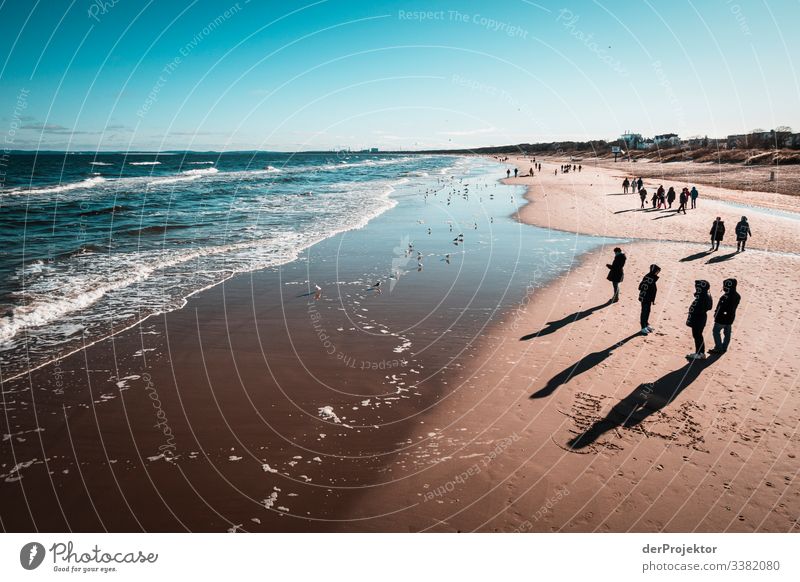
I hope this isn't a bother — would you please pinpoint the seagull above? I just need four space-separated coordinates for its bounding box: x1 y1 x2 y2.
372 281 382 294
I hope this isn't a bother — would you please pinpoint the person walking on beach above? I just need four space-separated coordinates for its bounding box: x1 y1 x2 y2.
656 185 665 207
529 167 534 176
667 186 676 208
637 177 643 192
651 189 658 208
690 186 699 209
639 187 648 209
514 168 518 178
709 217 725 251
686 280 713 360
678 188 688 214
709 278 740 355
507 169 511 178
606 247 626 303
735 216 751 252
623 177 630 194
637 264 660 335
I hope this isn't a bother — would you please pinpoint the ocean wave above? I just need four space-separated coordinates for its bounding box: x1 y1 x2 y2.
80 204 130 217
0 176 107 197
188 161 215 165
147 166 219 185
265 165 281 173
129 161 161 166
90 162 112 166
117 224 193 237
0 178 401 348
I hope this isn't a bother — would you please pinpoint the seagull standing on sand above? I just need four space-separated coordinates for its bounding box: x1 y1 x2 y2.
372 281 382 294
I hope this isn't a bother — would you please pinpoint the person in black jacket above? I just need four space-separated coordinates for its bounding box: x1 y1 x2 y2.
735 216 752 252
677 189 688 214
606 247 626 302
709 278 740 354
709 217 725 251
637 264 660 334
686 280 713 360
666 186 676 208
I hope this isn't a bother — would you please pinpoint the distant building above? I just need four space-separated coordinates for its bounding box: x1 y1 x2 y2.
785 133 800 149
370 147 379 153
620 131 642 149
637 139 655 150
654 133 680 146
726 134 748 149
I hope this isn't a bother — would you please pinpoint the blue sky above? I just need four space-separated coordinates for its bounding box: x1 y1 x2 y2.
1 0 798 151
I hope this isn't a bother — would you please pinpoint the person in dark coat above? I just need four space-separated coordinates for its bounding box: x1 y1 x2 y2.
622 178 630 194
686 280 713 360
637 264 660 334
709 217 725 251
666 186 676 208
710 278 740 354
677 189 687 214
735 216 752 252
637 177 643 191
606 247 626 302
639 187 647 209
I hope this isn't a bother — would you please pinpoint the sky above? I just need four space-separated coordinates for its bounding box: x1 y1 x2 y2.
0 0 798 151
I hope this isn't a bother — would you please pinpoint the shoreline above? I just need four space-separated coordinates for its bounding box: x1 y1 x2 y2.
2 156 606 531
1 155 797 532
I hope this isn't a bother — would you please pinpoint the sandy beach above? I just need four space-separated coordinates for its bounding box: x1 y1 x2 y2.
1 155 797 533
337 156 799 532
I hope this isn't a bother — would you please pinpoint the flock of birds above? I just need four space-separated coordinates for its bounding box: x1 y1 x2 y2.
310 173 516 300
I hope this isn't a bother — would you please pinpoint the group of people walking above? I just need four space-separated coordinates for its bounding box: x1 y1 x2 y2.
630 179 699 214
606 248 742 360
622 177 642 194
709 216 752 252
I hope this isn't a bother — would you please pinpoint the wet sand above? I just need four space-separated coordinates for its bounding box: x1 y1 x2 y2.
0 159 602 531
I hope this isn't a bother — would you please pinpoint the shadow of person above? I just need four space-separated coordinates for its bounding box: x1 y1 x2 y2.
566 356 719 450
530 332 640 398
706 251 738 264
680 250 714 262
520 300 613 341
613 208 641 214
653 212 678 220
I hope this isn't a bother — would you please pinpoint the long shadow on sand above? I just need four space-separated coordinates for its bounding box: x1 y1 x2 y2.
566 356 719 449
680 250 714 262
520 300 612 341
613 208 642 214
706 251 738 264
652 211 678 220
529 332 640 399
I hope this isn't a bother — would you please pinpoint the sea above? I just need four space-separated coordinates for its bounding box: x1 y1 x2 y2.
0 151 468 379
